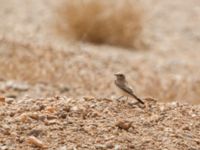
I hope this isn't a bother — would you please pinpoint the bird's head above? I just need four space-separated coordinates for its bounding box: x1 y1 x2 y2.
114 73 126 80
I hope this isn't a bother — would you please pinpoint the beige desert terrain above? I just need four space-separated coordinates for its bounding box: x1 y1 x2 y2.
0 0 200 149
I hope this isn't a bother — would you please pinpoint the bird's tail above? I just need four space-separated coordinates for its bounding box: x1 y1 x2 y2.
130 93 144 104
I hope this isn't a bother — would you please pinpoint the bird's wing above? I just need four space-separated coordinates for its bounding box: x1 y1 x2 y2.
121 83 134 94
115 80 133 94
115 80 144 104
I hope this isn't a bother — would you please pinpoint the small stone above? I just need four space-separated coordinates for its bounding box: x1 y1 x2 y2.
54 96 61 100
6 94 17 99
0 96 5 103
19 114 30 123
2 127 11 135
106 143 114 149
46 106 56 113
47 115 57 120
28 129 43 137
95 144 106 149
63 106 71 112
182 126 190 131
39 115 46 121
38 104 46 111
5 98 14 104
129 144 135 149
195 139 200 145
29 113 40 120
71 106 78 112
83 96 95 101
9 112 15 117
58 145 67 150
27 136 47 148
144 97 157 102
114 145 120 150
170 101 179 107
116 120 132 131
58 112 67 119
159 105 165 112
16 136 25 143
1 145 8 150
44 120 58 125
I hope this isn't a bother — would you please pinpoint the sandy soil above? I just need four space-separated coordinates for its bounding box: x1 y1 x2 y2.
0 0 200 149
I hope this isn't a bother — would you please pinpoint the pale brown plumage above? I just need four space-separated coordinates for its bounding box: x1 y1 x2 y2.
114 73 144 104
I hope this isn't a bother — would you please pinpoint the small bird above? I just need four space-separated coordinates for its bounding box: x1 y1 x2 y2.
114 73 144 104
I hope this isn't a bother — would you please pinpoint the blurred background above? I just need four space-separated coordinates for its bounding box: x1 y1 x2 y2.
0 0 200 104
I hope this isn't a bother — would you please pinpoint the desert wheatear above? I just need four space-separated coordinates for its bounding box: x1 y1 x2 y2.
114 73 144 104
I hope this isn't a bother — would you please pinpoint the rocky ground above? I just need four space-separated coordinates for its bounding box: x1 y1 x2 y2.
0 0 200 149
0 95 200 150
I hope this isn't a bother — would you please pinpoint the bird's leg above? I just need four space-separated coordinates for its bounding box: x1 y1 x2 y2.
117 96 125 101
126 96 128 101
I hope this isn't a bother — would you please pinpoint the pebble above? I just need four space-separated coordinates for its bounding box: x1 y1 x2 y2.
28 129 43 137
95 144 106 149
63 106 71 112
47 115 57 120
114 145 120 150
0 145 8 150
106 143 114 149
83 96 95 101
27 136 47 148
5 98 14 104
58 145 67 150
116 120 132 131
19 114 30 123
0 96 5 103
29 113 40 120
46 106 56 113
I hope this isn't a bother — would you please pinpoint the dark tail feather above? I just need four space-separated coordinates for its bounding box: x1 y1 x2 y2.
130 93 144 104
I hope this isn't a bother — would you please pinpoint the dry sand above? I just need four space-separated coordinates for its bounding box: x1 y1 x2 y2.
0 0 200 149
